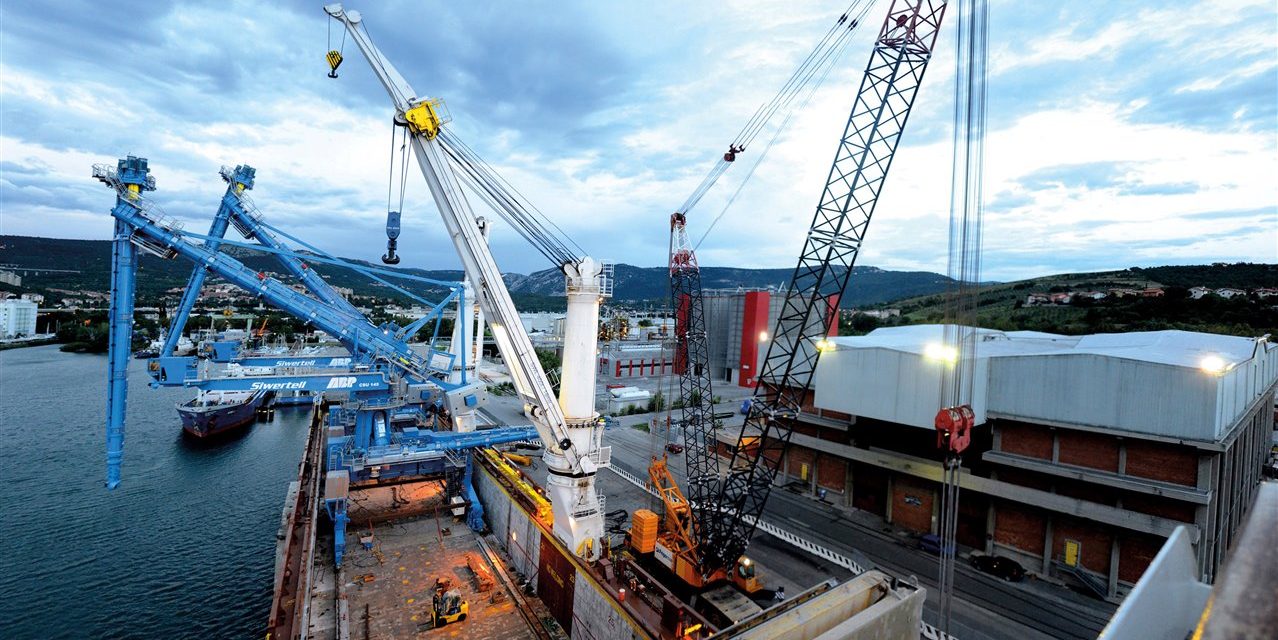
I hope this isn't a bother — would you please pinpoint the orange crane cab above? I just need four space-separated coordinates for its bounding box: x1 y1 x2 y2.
627 457 765 595
732 557 762 594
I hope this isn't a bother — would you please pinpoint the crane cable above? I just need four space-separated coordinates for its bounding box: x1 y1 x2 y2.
437 130 584 268
676 0 877 219
387 123 412 219
937 0 989 634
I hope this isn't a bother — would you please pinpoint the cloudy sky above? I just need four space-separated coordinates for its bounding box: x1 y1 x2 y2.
1 0 1274 280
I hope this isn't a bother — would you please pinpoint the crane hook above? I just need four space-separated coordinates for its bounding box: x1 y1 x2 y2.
326 50 343 78
382 210 402 264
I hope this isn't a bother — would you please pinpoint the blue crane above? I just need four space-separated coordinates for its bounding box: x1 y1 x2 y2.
160 164 368 357
97 155 539 565
96 155 481 487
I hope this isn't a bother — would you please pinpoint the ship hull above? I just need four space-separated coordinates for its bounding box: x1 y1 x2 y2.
178 391 268 438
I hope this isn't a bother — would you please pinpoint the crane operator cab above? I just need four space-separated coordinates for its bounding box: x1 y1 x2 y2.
430 579 468 628
733 556 762 594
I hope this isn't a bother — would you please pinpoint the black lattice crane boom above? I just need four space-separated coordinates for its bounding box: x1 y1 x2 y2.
700 0 950 575
668 211 720 553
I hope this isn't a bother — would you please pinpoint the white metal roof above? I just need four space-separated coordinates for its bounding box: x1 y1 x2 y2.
834 325 1263 370
815 325 1278 441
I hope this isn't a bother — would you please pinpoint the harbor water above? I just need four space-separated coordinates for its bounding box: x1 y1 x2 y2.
0 345 312 639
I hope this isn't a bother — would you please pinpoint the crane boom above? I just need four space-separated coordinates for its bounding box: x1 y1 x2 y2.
325 4 609 558
161 164 368 357
702 0 949 574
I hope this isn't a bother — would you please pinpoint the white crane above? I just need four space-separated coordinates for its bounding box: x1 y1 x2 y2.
324 4 610 559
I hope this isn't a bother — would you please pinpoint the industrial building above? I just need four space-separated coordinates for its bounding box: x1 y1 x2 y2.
0 298 38 338
715 325 1277 601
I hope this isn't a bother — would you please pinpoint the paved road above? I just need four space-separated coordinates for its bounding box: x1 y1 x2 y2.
602 423 1116 640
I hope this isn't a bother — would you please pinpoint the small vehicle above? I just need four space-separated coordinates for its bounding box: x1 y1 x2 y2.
970 553 1026 582
917 533 955 556
430 579 469 628
665 442 684 454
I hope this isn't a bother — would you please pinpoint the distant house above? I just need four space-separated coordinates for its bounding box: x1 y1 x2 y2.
1253 288 1278 299
856 309 901 319
1215 288 1246 299
1049 292 1072 304
1141 287 1165 298
1075 291 1106 300
20 293 44 304
1025 293 1051 306
1189 286 1212 299
1108 288 1140 298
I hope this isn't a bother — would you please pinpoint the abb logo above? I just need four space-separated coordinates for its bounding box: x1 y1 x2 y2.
325 376 357 390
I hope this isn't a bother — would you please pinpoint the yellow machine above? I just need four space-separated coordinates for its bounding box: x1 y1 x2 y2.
430 582 469 628
501 451 533 466
628 457 763 594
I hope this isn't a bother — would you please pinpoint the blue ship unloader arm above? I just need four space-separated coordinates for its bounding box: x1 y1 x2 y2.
220 169 368 323
160 166 255 356
96 156 464 488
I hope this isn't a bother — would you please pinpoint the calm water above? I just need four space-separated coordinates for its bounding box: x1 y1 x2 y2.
0 345 313 639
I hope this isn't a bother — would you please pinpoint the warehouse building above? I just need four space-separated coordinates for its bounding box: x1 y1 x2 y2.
714 325 1277 600
702 288 837 388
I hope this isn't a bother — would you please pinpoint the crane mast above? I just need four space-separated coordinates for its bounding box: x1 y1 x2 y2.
325 4 609 559
668 212 719 552
701 0 949 574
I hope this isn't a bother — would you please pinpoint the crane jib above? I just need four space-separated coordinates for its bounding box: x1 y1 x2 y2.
701 0 950 574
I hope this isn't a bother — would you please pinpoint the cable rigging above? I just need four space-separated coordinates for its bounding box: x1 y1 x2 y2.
676 0 876 219
935 0 989 634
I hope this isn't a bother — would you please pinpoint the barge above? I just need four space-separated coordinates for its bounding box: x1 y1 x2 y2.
178 390 270 438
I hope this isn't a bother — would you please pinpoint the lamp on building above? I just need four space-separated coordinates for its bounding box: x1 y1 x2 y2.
1199 354 1229 375
758 330 769 342
924 342 958 364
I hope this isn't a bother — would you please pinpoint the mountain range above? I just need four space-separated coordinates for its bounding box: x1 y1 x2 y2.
0 235 958 308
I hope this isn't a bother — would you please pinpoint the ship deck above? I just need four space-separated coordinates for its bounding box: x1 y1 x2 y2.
301 481 560 640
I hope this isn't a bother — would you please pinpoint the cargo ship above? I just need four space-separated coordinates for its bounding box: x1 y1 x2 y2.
177 390 271 438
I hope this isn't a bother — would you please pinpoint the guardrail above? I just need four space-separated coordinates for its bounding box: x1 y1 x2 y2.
604 464 958 640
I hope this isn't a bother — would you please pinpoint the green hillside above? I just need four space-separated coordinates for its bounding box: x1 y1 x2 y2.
846 263 1278 338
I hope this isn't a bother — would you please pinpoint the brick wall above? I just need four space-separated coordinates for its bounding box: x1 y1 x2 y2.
816 454 846 492
1118 532 1165 583
817 426 850 444
1052 517 1113 575
1123 492 1196 523
820 408 852 421
1056 478 1118 506
1058 430 1120 472
1125 439 1198 486
999 421 1053 460
891 475 935 534
787 445 816 482
713 441 733 458
993 504 1046 555
852 463 888 516
996 467 1054 492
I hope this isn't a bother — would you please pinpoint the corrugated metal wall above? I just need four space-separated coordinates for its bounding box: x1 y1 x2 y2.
990 355 1219 440
812 347 989 429
812 339 1278 442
